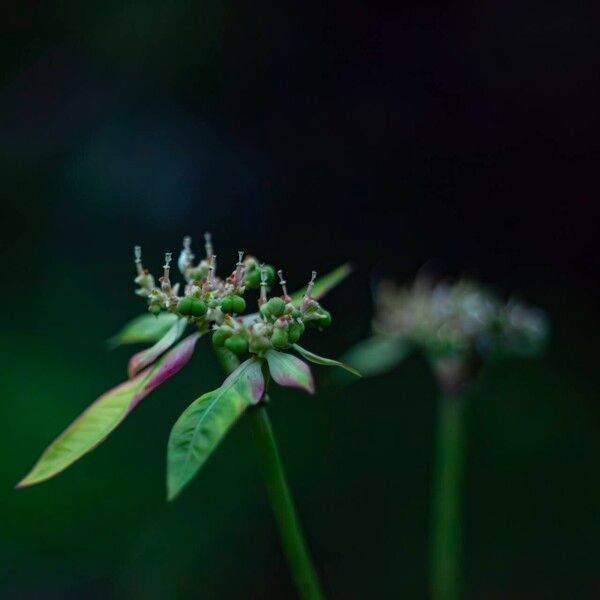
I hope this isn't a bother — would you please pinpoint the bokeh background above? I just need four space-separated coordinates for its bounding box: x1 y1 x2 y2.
1 1 599 598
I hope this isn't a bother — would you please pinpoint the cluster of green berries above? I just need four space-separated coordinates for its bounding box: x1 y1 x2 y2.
134 234 333 358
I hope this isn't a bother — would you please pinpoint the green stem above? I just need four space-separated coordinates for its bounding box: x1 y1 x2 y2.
431 391 466 600
249 405 325 600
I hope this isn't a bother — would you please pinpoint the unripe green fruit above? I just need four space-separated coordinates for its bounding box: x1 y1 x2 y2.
263 265 276 284
212 327 232 347
260 302 271 318
287 321 305 343
191 298 207 317
177 297 193 315
149 304 162 315
220 295 234 314
271 328 289 349
232 295 246 314
267 297 286 317
245 269 261 289
225 334 249 355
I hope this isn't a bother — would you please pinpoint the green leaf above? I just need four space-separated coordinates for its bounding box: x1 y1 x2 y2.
289 263 352 304
342 336 410 377
127 318 187 378
107 313 178 349
167 358 265 500
17 333 201 488
265 350 315 394
292 344 361 377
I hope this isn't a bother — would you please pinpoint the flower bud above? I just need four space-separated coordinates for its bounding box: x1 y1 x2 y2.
191 298 207 317
225 334 249 356
271 328 289 349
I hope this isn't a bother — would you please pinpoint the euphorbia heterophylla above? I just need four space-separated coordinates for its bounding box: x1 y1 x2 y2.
18 233 358 600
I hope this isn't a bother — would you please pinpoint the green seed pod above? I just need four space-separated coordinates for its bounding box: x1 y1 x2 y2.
263 265 276 284
212 327 232 347
287 321 305 344
191 298 207 317
267 297 286 317
231 295 246 314
271 328 289 349
245 268 261 289
260 302 271 318
149 304 162 316
220 295 234 314
177 297 193 315
225 334 249 356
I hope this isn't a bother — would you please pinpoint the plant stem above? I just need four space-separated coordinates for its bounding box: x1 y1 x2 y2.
249 405 325 600
431 391 466 600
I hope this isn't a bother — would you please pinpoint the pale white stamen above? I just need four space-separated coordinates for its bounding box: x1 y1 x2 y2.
178 236 194 274
259 264 268 305
235 250 245 285
134 246 143 275
204 232 213 259
208 254 217 287
277 269 289 299
306 270 317 298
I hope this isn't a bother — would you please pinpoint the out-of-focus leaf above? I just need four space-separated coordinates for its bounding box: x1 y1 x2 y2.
265 350 315 394
17 333 201 488
107 313 178 349
342 335 410 377
292 344 361 377
127 318 187 378
167 358 265 500
289 263 352 304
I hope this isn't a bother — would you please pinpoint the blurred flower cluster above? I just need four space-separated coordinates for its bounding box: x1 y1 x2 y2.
345 276 548 392
373 278 548 361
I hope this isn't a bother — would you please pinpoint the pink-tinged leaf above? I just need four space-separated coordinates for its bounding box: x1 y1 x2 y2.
141 333 201 397
223 358 265 404
265 350 315 394
127 318 187 378
17 332 201 489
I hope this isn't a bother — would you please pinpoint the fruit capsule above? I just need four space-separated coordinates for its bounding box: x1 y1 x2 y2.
267 297 286 317
225 334 249 355
191 298 207 317
177 297 193 315
271 328 289 349
212 327 232 347
231 295 246 314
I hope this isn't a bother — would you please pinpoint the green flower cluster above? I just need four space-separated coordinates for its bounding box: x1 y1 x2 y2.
134 233 333 358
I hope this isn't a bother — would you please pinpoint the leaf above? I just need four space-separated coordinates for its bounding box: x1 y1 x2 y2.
17 333 201 488
167 358 265 499
289 263 352 304
292 344 361 377
342 336 410 377
127 318 187 378
107 313 178 349
265 350 315 394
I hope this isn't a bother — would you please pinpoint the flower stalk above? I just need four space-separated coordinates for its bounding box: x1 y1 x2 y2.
249 404 325 600
431 390 465 600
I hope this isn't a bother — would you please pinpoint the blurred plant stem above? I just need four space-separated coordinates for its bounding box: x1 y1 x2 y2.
250 405 325 600
431 391 465 600
216 348 325 599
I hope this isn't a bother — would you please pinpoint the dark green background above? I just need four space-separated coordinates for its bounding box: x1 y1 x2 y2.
1 1 599 597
